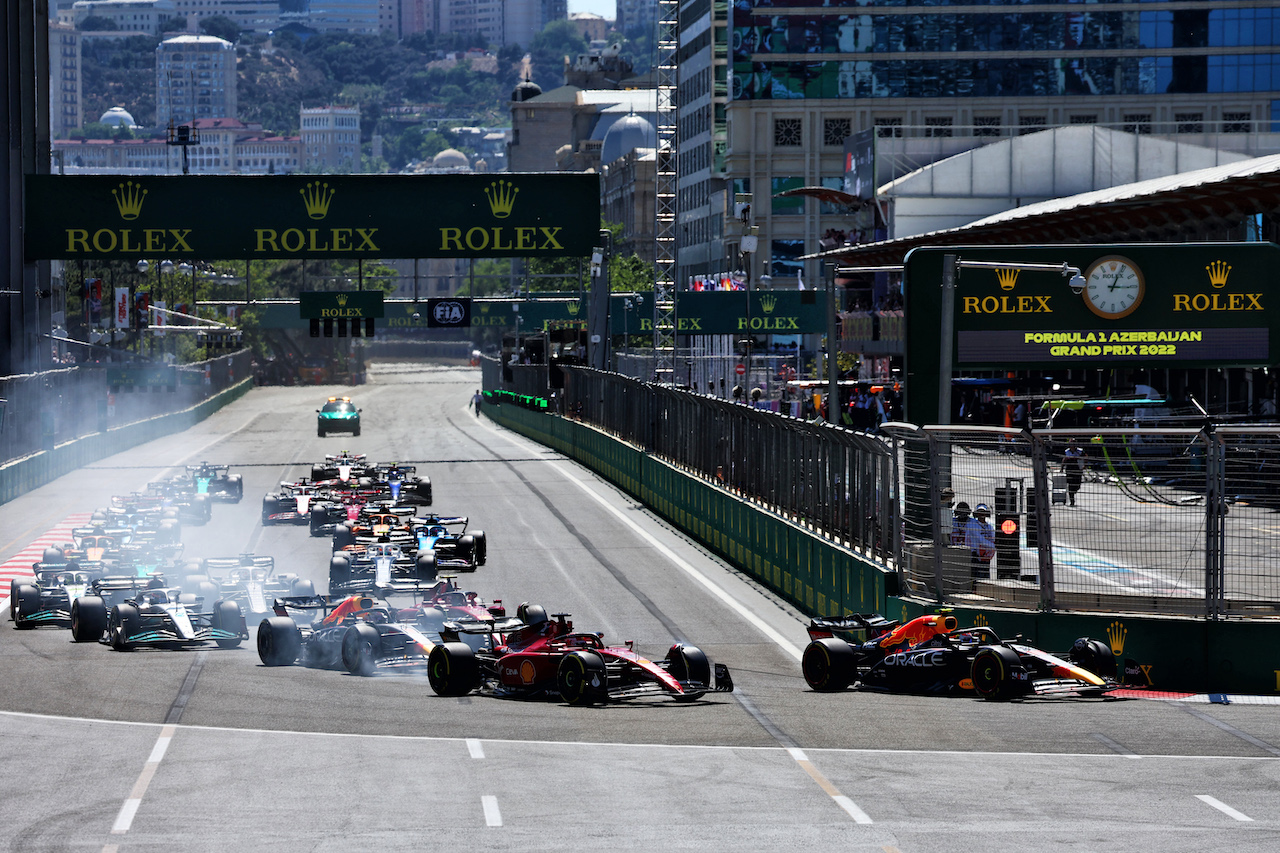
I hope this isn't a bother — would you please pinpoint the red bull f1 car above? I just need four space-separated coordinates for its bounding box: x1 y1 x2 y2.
801 613 1118 699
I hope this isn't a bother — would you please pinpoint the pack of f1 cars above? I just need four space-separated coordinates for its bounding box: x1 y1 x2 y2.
257 579 513 675
800 612 1118 699
70 578 248 651
426 607 734 705
328 540 438 595
188 554 316 618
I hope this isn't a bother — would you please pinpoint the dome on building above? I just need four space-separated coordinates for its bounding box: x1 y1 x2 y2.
600 111 656 166
432 148 471 171
99 106 137 128
512 75 542 102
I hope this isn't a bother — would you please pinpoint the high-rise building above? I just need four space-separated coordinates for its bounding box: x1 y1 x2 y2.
307 0 381 35
723 1 1280 284
155 34 237 129
674 0 729 285
617 0 654 35
301 106 362 172
434 0 565 47
67 0 177 35
49 22 82 140
167 0 280 33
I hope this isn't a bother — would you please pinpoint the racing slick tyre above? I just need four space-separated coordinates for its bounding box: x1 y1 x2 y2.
11 582 40 627
471 531 486 566
109 604 140 651
665 644 712 701
416 552 438 583
290 578 316 598
257 617 302 666
42 546 65 564
329 555 351 594
227 475 243 501
181 574 210 596
415 479 432 505
196 581 220 605
342 622 382 676
427 643 480 696
261 497 280 526
558 650 608 706
1069 637 1117 679
212 600 244 649
192 495 212 524
310 465 327 482
972 646 1024 700
332 525 354 551
802 638 858 692
70 596 108 643
159 518 182 543
309 507 329 537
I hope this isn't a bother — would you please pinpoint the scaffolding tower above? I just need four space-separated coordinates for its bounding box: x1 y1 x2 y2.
652 0 679 383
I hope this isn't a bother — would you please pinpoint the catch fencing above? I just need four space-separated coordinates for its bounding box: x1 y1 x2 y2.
544 365 1277 619
0 350 251 466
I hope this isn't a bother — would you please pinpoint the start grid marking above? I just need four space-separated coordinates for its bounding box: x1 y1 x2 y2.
0 513 94 609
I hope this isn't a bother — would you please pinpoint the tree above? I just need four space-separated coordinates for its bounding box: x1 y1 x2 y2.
529 20 588 91
199 15 240 44
160 17 187 34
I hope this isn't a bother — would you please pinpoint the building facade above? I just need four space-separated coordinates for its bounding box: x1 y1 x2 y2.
722 0 1280 285
67 0 177 34
49 22 82 140
301 106 362 172
155 34 237 130
167 0 280 33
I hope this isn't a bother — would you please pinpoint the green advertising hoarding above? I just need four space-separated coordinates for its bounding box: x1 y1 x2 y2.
904 243 1280 423
24 174 600 261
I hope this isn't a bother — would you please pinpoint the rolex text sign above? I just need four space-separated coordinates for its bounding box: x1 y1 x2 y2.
24 174 600 261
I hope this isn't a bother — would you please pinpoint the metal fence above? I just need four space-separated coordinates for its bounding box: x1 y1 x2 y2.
560 366 898 566
0 350 251 466
492 364 1280 620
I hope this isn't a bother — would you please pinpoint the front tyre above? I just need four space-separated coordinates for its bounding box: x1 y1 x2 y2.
341 622 381 676
802 638 858 692
109 604 140 651
212 600 244 648
11 582 40 628
665 644 711 701
972 646 1023 700
558 651 608 705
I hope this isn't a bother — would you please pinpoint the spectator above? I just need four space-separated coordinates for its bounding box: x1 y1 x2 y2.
964 503 996 584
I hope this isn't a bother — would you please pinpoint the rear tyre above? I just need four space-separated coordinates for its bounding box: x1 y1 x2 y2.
417 606 446 634
42 546 65 565
328 555 351 594
341 622 381 676
558 650 607 706
972 646 1023 700
310 465 327 483
109 604 140 651
181 574 210 596
290 578 316 598
71 596 108 643
1070 637 1117 679
416 479 433 505
332 525 353 551
257 617 302 666
416 552 438 583
516 603 547 627
212 600 243 648
802 638 858 692
227 475 243 501
665 644 711 700
427 642 479 696
471 531 487 566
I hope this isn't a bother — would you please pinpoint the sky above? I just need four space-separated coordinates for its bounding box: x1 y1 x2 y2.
568 0 616 19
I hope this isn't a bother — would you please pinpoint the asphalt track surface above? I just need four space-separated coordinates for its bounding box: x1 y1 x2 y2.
1 362 1278 852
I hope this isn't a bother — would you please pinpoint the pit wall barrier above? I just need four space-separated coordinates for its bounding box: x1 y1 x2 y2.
0 378 252 506
484 398 1280 696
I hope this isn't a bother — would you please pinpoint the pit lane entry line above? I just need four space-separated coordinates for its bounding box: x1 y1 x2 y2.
1196 795 1254 822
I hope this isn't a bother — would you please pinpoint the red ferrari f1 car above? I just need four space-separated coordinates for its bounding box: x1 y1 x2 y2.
426 606 734 705
801 612 1118 699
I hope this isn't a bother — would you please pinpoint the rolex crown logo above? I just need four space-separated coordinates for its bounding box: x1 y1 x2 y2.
996 268 1019 291
973 613 988 628
485 180 518 219
112 181 147 220
480 304 490 314
1206 260 1232 289
301 181 335 220
567 301 581 316
1107 620 1127 656
759 293 777 314
335 293 349 307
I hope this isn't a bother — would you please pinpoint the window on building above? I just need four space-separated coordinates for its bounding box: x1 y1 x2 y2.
771 177 804 215
1069 114 1097 125
973 116 1001 137
774 118 802 147
874 117 902 138
925 117 952 138
1123 113 1152 134
823 117 851 147
1019 115 1046 134
1223 111 1252 133
1176 112 1203 133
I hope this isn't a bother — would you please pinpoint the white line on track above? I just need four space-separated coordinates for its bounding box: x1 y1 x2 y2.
467 738 485 759
108 724 177 841
788 748 874 823
482 795 502 827
1195 794 1254 821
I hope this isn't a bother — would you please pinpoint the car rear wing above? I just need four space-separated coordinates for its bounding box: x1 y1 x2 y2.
806 613 899 642
202 555 275 574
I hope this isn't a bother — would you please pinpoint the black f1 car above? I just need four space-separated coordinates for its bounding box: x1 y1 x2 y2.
10 567 99 629
801 613 1117 699
70 578 247 651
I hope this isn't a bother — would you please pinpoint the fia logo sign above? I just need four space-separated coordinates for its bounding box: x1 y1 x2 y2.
426 297 472 328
